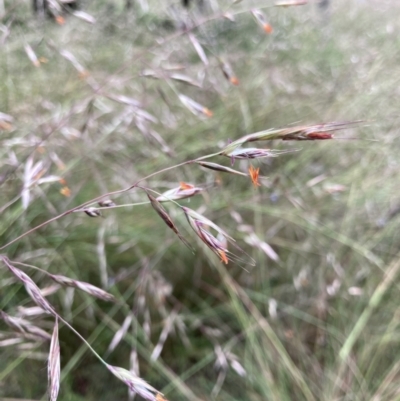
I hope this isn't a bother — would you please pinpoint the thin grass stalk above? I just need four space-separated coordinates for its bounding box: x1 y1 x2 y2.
339 255 400 361
364 305 400 383
213 261 316 401
242 204 384 269
370 361 400 400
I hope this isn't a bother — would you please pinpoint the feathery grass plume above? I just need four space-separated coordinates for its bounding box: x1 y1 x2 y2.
106 364 167 401
195 161 248 177
0 311 51 341
156 182 203 202
251 9 273 34
146 192 192 249
178 94 213 118
219 121 358 160
286 121 361 139
279 121 353 140
182 207 252 265
48 318 60 401
2 258 55 315
49 274 117 303
226 122 359 151
182 207 234 240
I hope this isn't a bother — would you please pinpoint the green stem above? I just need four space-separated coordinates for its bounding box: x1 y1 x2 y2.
339 256 400 361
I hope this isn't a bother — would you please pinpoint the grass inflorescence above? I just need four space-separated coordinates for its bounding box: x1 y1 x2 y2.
1 1 400 400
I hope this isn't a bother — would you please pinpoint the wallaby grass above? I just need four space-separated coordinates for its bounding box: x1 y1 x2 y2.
1 0 400 400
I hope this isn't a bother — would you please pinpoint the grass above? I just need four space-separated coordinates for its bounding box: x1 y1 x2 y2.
1 0 400 400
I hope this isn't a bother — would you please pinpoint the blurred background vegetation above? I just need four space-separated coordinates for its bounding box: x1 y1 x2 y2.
1 0 400 400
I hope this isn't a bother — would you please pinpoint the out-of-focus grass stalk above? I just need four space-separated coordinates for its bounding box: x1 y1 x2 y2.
339 255 400 362
214 261 317 401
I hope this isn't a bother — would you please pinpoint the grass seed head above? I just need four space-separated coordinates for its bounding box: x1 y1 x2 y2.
182 207 233 240
84 207 101 217
49 274 117 302
219 60 240 86
179 94 213 118
156 182 203 202
182 207 237 263
199 226 230 264
147 192 192 249
3 258 55 315
0 311 51 341
222 121 359 149
222 147 282 160
147 192 179 232
98 199 116 207
48 318 61 401
196 161 248 177
106 364 163 401
252 9 273 34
